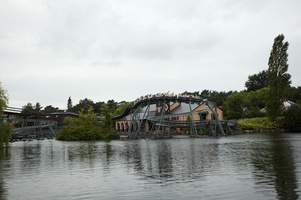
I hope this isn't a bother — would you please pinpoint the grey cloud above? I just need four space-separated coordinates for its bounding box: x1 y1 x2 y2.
90 61 122 67
1 0 300 108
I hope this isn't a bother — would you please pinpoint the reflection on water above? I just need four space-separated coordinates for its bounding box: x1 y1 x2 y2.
0 150 10 200
0 133 301 199
251 133 299 199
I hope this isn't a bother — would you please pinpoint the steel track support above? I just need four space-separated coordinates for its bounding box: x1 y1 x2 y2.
157 99 166 137
205 101 225 135
189 100 197 136
137 101 150 136
128 104 142 138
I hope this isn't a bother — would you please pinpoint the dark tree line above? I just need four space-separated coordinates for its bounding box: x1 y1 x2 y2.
21 102 58 118
67 98 123 116
245 70 268 92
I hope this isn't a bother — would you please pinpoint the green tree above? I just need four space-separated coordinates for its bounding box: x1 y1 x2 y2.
223 91 246 119
67 96 72 111
183 90 233 106
71 98 94 114
223 87 269 119
186 115 192 122
245 70 268 92
0 82 8 115
287 86 301 105
113 102 132 116
267 34 291 121
283 104 301 132
0 82 13 150
21 103 34 118
0 123 13 150
93 101 105 114
43 105 59 114
244 88 268 118
34 102 42 118
207 90 233 106
106 99 118 113
101 104 114 129
56 107 119 141
56 107 102 141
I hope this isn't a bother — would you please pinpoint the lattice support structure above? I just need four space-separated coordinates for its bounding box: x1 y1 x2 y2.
114 95 239 138
13 119 58 139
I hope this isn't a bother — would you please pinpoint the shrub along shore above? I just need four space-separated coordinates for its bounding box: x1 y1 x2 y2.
238 117 283 131
56 107 119 141
237 117 300 133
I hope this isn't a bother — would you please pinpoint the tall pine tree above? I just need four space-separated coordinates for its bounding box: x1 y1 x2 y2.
267 34 291 121
67 96 73 111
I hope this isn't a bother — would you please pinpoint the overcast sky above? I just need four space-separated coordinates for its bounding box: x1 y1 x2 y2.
1 0 300 109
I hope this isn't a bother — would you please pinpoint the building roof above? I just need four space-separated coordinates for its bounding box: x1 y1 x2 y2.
260 100 295 113
49 112 79 117
170 103 198 115
116 102 203 121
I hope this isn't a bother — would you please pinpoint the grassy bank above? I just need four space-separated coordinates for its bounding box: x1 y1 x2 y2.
237 117 283 130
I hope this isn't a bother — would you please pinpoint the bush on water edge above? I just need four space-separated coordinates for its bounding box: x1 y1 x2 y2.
237 117 284 130
0 123 13 149
56 108 120 141
56 125 120 141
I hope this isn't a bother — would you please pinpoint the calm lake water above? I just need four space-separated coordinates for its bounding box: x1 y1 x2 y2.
1 133 301 200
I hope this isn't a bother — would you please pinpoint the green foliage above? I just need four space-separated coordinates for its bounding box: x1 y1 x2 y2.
67 96 73 111
101 104 114 129
43 105 59 114
56 107 119 141
186 115 192 122
93 101 105 114
223 91 246 119
106 100 118 113
238 117 283 130
0 83 13 149
70 98 95 114
0 82 8 115
245 70 268 92
21 102 43 119
0 123 13 149
183 90 232 106
267 34 291 121
287 86 301 105
283 104 301 132
204 90 233 106
69 98 121 116
223 88 268 119
34 102 42 118
21 103 34 117
244 88 268 117
113 102 132 116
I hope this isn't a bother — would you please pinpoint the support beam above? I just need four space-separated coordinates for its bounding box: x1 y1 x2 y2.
189 100 197 136
205 101 225 135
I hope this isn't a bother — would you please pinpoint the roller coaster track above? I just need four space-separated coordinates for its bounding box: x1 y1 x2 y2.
12 119 58 139
113 94 239 138
113 94 206 119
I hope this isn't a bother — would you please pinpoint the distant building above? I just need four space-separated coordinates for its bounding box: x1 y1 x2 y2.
49 111 79 126
260 100 295 113
115 102 223 133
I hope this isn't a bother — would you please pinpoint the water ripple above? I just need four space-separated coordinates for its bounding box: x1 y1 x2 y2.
1 133 301 199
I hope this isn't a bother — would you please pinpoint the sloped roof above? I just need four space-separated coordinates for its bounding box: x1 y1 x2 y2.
49 112 79 117
116 102 201 121
170 103 198 115
260 100 295 113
